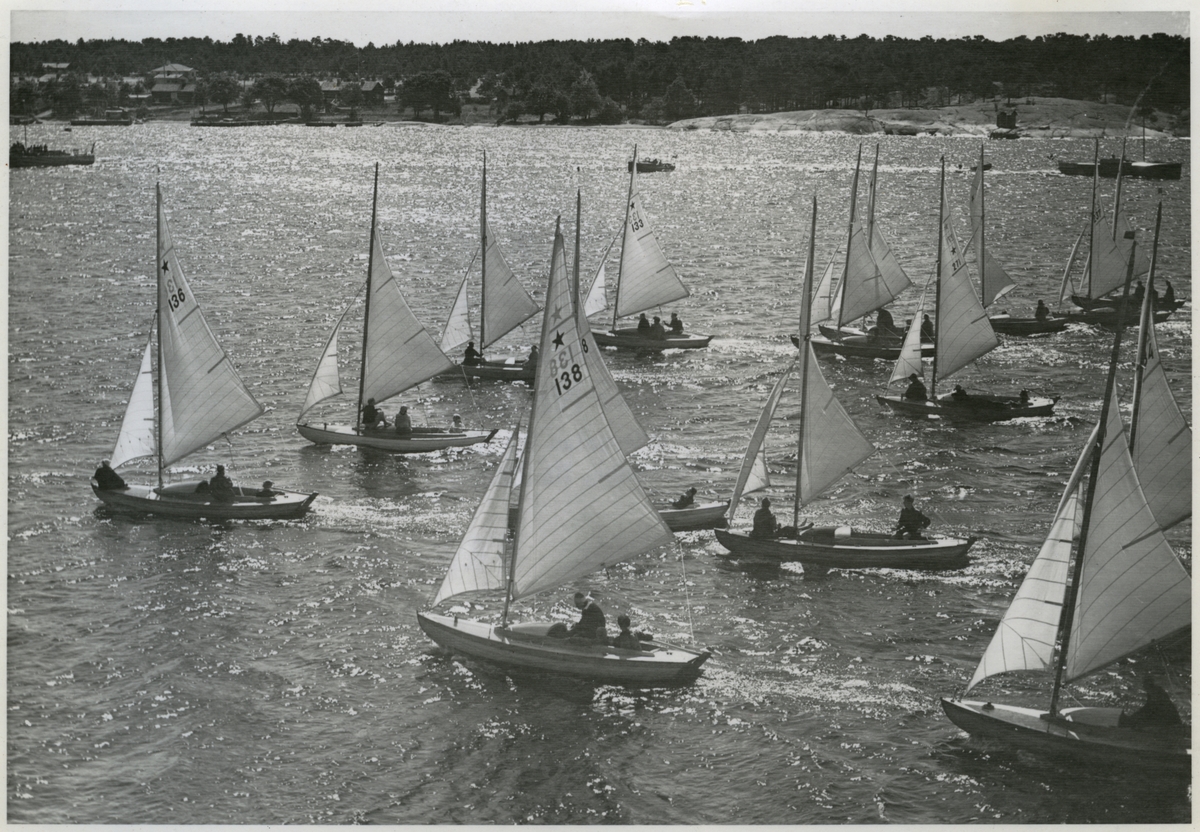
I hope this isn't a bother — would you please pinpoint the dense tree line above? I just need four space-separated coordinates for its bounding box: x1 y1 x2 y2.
11 32 1189 122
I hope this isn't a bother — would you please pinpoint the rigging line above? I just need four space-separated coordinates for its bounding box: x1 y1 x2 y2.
676 539 697 644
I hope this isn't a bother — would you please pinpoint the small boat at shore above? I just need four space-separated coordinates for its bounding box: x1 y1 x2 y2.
93 184 317 520
297 164 498 453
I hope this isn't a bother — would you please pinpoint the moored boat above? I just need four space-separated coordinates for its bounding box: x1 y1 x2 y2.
10 141 95 168
628 157 675 172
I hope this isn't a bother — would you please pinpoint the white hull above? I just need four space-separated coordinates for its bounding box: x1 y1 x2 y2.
92 481 316 520
656 500 729 531
297 422 497 452
593 328 711 350
417 612 710 686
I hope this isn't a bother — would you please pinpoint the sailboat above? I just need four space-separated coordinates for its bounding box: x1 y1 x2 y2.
440 152 542 383
92 184 318 520
418 218 712 685
810 144 927 361
941 244 1190 774
876 159 1057 422
297 165 498 452
590 145 711 351
963 144 1067 336
714 197 975 573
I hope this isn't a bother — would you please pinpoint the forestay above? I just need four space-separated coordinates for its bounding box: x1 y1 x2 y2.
433 431 520 604
111 338 156 469
156 184 263 467
512 226 672 600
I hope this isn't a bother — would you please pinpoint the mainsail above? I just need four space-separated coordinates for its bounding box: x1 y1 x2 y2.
967 148 1015 307
512 223 672 600
110 337 156 469
433 430 520 604
480 154 541 348
156 184 263 467
613 147 689 321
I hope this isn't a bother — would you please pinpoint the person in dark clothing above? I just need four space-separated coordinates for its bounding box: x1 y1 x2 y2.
93 460 126 490
636 313 651 333
567 592 606 642
951 384 969 401
394 405 412 435
256 480 278 498
209 465 236 502
463 341 482 366
361 397 387 428
1035 299 1050 321
920 314 935 341
870 308 899 339
903 373 928 402
751 497 780 539
1163 280 1175 307
669 312 684 335
672 487 698 509
649 316 667 339
895 495 931 539
1132 281 1145 305
613 614 644 650
1120 674 1183 729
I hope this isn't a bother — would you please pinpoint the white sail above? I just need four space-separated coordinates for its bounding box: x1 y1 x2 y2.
1064 386 1192 683
934 205 999 380
887 311 926 388
1131 300 1192 530
511 225 672 600
867 224 912 304
578 281 649 457
1057 228 1087 303
111 338 156 469
439 250 476 353
614 154 689 319
729 362 795 523
433 431 520 605
582 229 620 319
1085 207 1134 300
967 428 1096 690
298 298 357 421
481 221 540 347
837 222 887 325
968 155 1016 307
810 257 840 325
799 345 875 505
156 185 264 468
362 226 455 404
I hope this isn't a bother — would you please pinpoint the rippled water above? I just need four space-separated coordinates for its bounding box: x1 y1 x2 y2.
8 122 1192 823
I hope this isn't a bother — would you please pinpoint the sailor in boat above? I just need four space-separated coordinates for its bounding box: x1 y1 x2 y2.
1119 674 1184 730
669 312 684 335
1162 280 1175 308
524 345 539 367
895 494 932 540
549 592 607 642
903 373 928 402
920 314 935 341
613 614 644 650
751 497 781 539
361 398 388 428
394 405 412 436
672 487 697 509
209 465 236 502
1018 389 1030 407
1035 299 1050 321
256 480 278 498
868 308 901 340
649 316 667 339
451 413 463 431
93 460 126 491
951 385 970 401
636 313 651 333
1132 281 1146 306
463 341 482 366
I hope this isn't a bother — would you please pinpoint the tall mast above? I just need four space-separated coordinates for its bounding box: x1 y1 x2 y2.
155 183 164 489
1086 139 1099 299
355 163 380 431
1129 202 1162 450
866 144 879 247
794 195 818 531
613 145 636 330
574 189 583 308
1111 138 1126 243
836 145 863 329
977 143 986 304
480 151 488 346
1049 235 1138 717
930 158 945 397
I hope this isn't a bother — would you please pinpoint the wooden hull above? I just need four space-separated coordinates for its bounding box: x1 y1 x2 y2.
417 612 710 686
10 152 94 168
1064 307 1173 328
714 527 974 571
988 315 1068 335
441 359 535 383
92 481 316 520
656 500 730 531
941 699 1191 776
297 422 497 452
1070 293 1185 313
876 393 1056 421
811 334 935 360
593 328 711 350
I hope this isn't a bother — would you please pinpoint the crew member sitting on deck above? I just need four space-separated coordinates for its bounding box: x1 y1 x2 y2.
256 480 278 498
361 398 387 428
903 373 928 402
451 413 464 431
567 592 607 642
463 341 482 366
868 308 899 339
209 465 236 502
1163 280 1175 307
1035 299 1050 321
895 494 931 540
1119 674 1183 729
93 460 126 490
920 314 935 341
672 487 698 509
394 405 412 435
637 313 651 333
951 384 969 401
751 497 780 539
524 345 539 367
613 614 644 650
669 312 684 335
650 316 667 339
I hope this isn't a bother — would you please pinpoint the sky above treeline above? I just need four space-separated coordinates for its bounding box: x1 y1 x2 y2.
8 2 1190 46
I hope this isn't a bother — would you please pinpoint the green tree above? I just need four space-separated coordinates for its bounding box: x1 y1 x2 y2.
400 69 459 120
569 69 603 120
288 76 323 120
596 96 623 125
48 73 84 117
339 80 364 116
207 72 241 112
662 77 696 121
251 74 289 113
